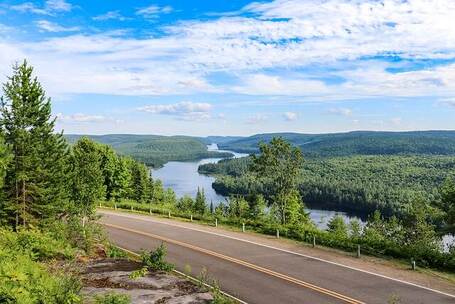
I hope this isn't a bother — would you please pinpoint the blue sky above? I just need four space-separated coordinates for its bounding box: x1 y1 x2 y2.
1 0 455 136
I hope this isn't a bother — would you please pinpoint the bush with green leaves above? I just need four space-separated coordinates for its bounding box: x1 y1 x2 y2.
141 243 174 272
0 228 84 304
0 228 75 261
106 245 127 259
94 292 131 304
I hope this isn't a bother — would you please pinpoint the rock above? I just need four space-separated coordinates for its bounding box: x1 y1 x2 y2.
81 258 213 303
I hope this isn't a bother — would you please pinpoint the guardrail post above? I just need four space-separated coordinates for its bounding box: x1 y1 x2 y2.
242 222 245 232
357 245 361 258
411 260 416 270
168 211 171 218
312 236 316 247
114 203 117 210
99 202 102 208
215 218 218 227
190 214 193 222
276 229 280 239
149 207 152 215
131 205 133 211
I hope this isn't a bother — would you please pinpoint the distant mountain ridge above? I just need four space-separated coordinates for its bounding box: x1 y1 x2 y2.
65 131 455 165
216 130 455 156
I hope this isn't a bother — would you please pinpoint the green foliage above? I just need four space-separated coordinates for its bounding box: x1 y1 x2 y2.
227 196 250 219
71 137 106 218
440 177 455 234
106 245 127 259
141 243 174 272
0 229 75 261
251 137 306 224
218 131 455 156
94 292 131 304
0 60 70 227
0 229 82 304
204 154 455 220
327 215 348 239
65 134 233 167
128 267 148 279
194 187 207 215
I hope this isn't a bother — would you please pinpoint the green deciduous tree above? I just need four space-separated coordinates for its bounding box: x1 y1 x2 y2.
0 61 70 227
250 137 305 225
111 157 132 202
327 215 348 238
440 177 455 234
70 137 105 227
130 161 149 203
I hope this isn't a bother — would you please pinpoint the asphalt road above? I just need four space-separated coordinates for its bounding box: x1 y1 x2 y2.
99 210 455 304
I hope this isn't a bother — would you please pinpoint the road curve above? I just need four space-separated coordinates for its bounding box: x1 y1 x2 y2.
99 210 455 304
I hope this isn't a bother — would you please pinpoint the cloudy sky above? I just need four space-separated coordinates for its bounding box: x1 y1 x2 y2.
1 0 455 136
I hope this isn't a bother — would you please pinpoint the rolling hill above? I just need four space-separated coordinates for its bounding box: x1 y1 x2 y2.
65 134 233 167
217 131 455 156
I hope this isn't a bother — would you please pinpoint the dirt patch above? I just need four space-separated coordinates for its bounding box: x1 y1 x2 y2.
81 258 213 303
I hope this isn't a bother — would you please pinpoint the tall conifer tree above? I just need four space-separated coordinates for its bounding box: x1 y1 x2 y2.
0 61 70 227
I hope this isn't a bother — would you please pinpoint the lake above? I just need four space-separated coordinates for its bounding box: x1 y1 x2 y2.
152 144 363 229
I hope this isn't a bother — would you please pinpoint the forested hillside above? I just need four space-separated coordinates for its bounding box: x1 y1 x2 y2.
200 155 455 218
218 131 455 156
65 134 232 167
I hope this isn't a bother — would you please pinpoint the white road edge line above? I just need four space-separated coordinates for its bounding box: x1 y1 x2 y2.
100 209 455 299
115 244 248 304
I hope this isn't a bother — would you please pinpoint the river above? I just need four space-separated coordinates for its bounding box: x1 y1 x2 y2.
152 144 363 229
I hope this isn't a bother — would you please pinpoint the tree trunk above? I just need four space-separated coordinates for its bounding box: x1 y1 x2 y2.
22 180 26 226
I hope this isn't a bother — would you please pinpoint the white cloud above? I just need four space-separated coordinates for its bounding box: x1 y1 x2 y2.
246 114 268 124
56 113 109 123
137 101 212 121
10 0 72 15
328 108 352 117
36 20 79 32
440 97 455 108
93 11 129 21
283 112 298 121
233 74 328 96
2 0 455 100
136 5 172 19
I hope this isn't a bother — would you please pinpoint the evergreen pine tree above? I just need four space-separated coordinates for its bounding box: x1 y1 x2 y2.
194 187 206 215
0 61 70 227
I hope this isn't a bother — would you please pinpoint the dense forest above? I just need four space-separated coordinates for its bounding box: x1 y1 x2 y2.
200 155 455 218
217 131 455 156
65 134 233 167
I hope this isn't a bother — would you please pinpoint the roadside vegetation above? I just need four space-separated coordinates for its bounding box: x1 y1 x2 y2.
103 138 455 272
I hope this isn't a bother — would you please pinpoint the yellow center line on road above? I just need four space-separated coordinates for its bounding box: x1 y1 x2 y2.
103 222 366 304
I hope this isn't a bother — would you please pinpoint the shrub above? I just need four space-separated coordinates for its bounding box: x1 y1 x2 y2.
0 249 81 304
0 228 75 261
94 292 131 304
107 245 127 258
141 243 174 272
